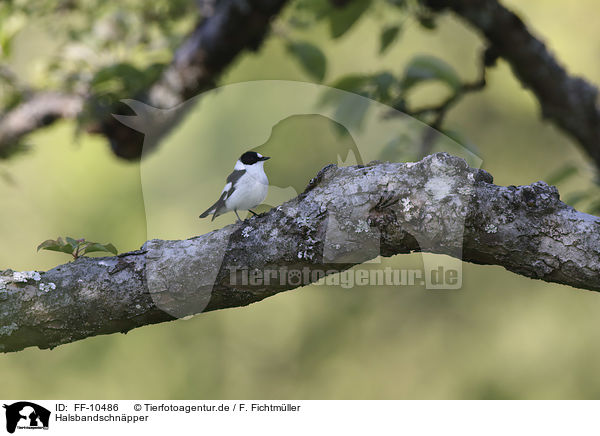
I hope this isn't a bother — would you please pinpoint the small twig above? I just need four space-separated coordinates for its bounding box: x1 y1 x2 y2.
413 48 488 157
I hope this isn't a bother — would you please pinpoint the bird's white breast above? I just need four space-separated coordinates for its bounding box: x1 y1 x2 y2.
225 162 268 211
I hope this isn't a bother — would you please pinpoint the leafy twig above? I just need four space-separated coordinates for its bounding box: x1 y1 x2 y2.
37 237 118 260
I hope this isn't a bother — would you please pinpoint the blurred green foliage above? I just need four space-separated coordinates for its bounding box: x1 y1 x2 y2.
0 0 600 399
400 55 461 92
286 41 327 82
0 0 195 126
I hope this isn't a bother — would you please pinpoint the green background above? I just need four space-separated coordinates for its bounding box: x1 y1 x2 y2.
1 0 600 399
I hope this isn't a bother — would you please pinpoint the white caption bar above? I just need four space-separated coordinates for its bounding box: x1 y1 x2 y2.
0 400 596 436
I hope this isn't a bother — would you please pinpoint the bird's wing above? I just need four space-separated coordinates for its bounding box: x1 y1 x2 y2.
199 169 246 219
223 169 246 199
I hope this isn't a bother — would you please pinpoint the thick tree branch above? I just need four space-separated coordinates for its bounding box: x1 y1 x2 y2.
422 0 600 169
0 0 289 159
1 153 599 353
100 0 289 159
0 92 83 152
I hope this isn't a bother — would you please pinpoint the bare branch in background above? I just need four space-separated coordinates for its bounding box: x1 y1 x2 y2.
422 0 600 170
1 153 599 353
0 92 83 154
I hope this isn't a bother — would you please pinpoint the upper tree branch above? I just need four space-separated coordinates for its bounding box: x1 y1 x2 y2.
422 0 600 169
0 0 289 159
0 92 83 154
1 153 599 353
100 0 289 159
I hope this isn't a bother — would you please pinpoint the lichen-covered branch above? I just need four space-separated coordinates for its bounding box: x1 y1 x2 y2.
422 0 600 170
1 153 599 353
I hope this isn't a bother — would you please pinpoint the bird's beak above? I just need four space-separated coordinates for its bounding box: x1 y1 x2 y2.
259 156 270 161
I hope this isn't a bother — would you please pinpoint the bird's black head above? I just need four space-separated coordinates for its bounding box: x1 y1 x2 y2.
240 151 270 165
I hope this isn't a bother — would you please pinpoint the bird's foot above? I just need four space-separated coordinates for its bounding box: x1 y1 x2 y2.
373 193 398 210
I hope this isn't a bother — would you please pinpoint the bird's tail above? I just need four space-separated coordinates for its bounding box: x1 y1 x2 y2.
199 201 223 221
200 192 227 221
199 206 217 220
199 207 214 219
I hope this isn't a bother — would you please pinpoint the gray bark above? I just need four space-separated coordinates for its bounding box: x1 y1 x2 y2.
0 92 83 152
1 153 599 353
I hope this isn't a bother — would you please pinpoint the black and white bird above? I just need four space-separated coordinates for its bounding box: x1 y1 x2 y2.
199 151 270 221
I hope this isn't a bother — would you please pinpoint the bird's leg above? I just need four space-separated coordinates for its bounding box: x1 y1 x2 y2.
248 209 258 216
234 210 242 222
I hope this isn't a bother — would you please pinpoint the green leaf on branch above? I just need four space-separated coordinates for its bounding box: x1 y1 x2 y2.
329 74 370 94
83 242 118 256
287 41 327 82
65 237 80 247
91 63 145 96
401 55 461 92
379 25 401 54
371 72 397 102
417 14 437 30
328 0 372 38
38 237 118 260
327 71 398 104
37 238 76 255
